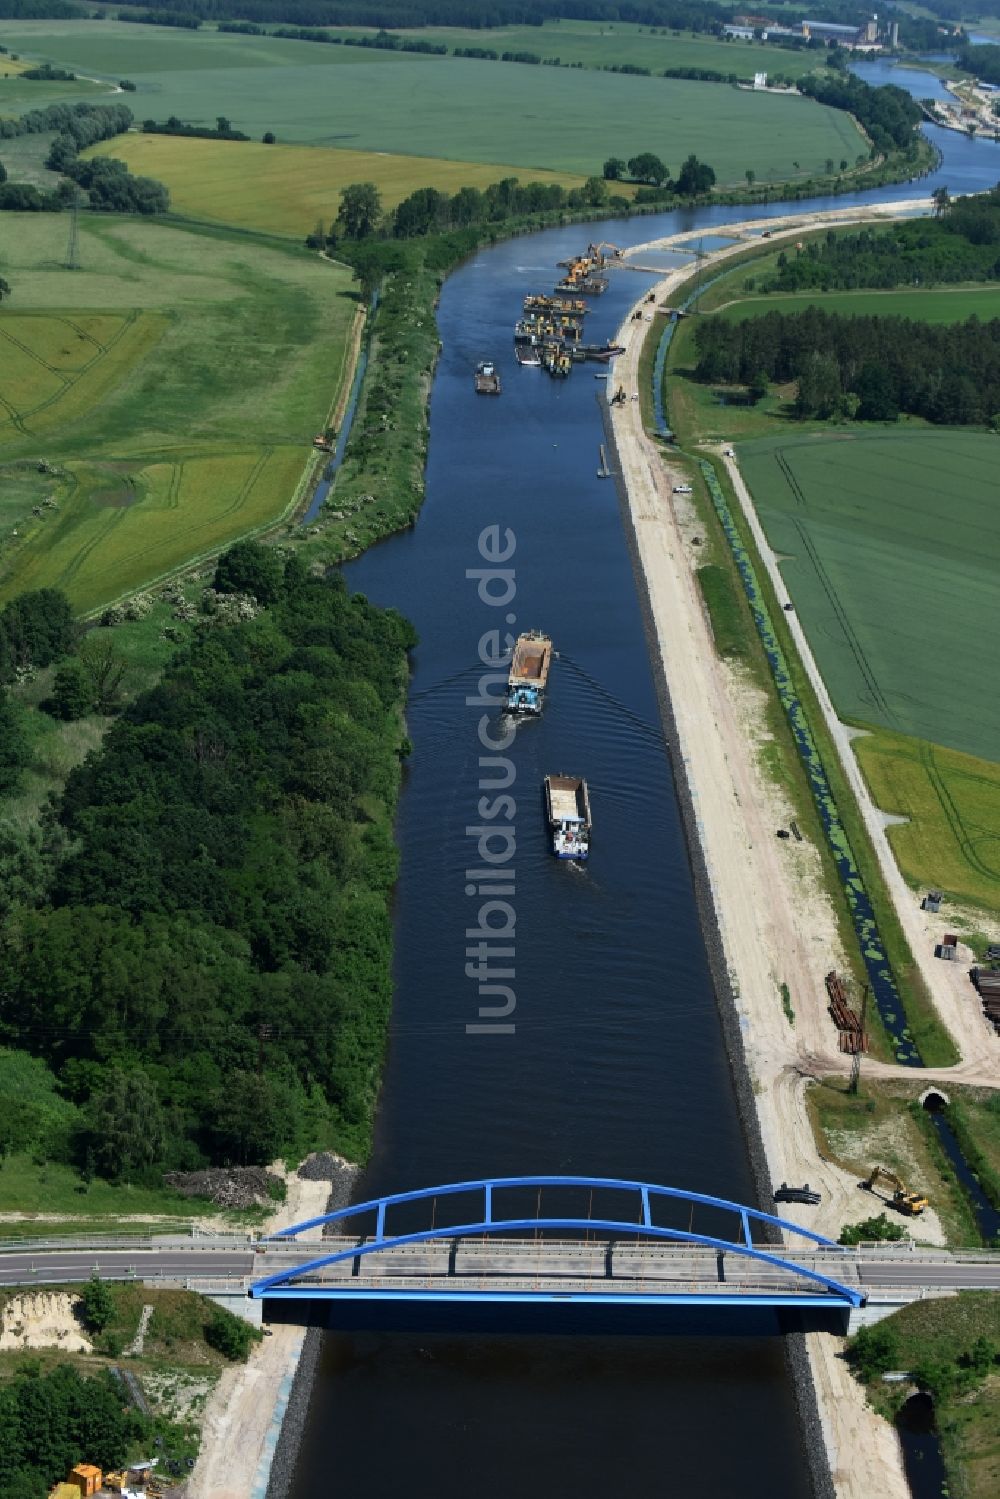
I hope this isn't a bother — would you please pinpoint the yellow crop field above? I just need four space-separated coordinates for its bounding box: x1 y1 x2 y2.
90 134 605 237
855 727 1000 913
4 446 305 612
0 312 168 438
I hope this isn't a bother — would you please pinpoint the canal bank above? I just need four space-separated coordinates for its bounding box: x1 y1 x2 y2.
270 105 999 1499
605 220 929 1499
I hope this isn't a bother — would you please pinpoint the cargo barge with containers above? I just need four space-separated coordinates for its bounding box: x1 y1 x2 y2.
543 774 592 860
505 631 552 714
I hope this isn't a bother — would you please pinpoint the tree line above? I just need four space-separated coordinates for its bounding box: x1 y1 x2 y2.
0 103 170 215
797 71 922 157
318 151 717 250
956 43 1000 87
0 549 415 1177
316 172 614 248
0 0 77 15
693 306 1000 426
603 151 715 194
762 186 1000 293
142 114 251 141
92 1 734 32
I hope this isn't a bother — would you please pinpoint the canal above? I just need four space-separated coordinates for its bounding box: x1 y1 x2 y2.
287 84 997 1499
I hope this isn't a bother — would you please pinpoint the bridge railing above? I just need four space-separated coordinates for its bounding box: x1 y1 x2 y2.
252 1176 865 1307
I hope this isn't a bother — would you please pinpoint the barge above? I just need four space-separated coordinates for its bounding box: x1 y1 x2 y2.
524 294 589 317
544 774 591 860
540 342 572 377
474 360 501 394
555 273 608 296
514 344 542 367
506 631 552 714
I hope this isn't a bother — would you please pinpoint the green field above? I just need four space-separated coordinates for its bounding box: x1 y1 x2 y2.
0 19 864 183
736 429 999 763
0 212 354 610
0 16 829 83
0 72 102 115
719 284 1000 323
387 18 824 80
855 728 1000 909
91 134 599 236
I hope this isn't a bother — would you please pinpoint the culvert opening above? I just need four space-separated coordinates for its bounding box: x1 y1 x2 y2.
920 1089 949 1112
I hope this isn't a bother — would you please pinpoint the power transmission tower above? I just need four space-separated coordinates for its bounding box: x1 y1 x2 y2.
848 983 870 1095
65 189 81 271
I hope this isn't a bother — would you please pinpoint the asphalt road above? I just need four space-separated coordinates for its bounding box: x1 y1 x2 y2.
0 1248 255 1286
2 1240 999 1296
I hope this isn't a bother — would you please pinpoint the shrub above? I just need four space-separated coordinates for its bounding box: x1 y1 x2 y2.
839 1213 907 1245
204 1305 261 1361
846 1321 899 1380
78 1273 114 1333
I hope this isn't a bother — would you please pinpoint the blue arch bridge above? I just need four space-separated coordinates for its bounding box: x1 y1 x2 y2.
249 1177 869 1334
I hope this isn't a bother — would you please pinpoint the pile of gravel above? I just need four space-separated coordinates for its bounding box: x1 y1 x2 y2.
164 1167 282 1208
297 1152 360 1220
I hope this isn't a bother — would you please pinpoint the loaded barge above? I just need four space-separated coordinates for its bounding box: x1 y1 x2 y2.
474 360 501 394
524 293 589 317
544 775 592 860
506 631 552 714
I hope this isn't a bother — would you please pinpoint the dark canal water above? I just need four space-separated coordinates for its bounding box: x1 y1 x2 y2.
287 99 998 1499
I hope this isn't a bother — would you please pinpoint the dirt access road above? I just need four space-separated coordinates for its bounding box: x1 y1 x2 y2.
607 200 998 1499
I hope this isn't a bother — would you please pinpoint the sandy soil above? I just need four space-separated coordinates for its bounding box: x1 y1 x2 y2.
185 1163 333 1499
0 1290 91 1352
606 201 1000 1499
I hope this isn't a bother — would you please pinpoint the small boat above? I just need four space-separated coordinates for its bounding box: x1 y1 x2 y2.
474 360 501 394
544 774 591 860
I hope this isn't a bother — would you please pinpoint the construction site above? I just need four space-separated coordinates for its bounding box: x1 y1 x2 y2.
49 1460 170 1499
513 243 628 378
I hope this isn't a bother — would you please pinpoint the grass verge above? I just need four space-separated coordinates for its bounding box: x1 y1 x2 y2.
805 1077 979 1245
848 1294 1000 1499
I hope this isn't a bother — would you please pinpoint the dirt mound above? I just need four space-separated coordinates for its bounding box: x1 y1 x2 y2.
164 1167 282 1209
0 1292 92 1352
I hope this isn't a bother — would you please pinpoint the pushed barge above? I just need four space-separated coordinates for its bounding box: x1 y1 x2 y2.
544 774 591 860
506 631 552 714
474 360 501 394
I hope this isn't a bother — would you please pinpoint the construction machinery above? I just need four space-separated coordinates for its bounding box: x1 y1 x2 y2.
860 1166 929 1216
587 241 624 266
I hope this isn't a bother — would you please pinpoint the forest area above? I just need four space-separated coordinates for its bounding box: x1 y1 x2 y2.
0 546 416 1181
761 187 1000 293
693 307 1000 423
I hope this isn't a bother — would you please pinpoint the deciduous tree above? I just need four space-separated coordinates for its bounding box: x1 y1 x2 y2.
335 181 382 240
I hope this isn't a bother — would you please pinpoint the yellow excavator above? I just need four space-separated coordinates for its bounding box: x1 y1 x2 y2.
586 241 624 268
860 1165 929 1216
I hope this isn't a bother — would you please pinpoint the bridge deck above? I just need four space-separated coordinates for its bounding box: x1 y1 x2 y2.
252 1237 859 1301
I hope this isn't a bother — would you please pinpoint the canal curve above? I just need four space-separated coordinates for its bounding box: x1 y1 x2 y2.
286 99 999 1499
